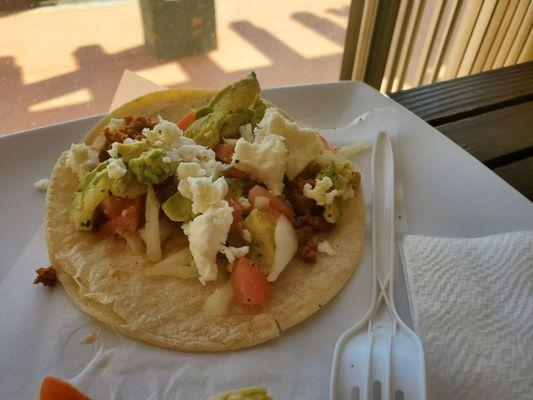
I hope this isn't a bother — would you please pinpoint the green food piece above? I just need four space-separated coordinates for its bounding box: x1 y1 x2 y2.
250 96 267 127
324 198 342 223
185 112 226 148
185 72 260 147
195 106 212 120
128 148 177 184
207 386 272 400
317 162 360 223
116 140 150 162
208 71 260 113
69 162 145 230
318 162 360 194
109 169 147 198
221 109 254 138
162 191 192 222
226 178 246 199
244 209 276 275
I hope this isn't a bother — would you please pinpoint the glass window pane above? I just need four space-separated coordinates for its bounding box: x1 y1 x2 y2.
0 0 349 135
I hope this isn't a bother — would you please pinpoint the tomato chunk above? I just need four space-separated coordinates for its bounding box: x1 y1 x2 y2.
248 185 295 220
228 197 245 235
214 143 235 163
40 376 90 400
100 196 144 233
224 166 251 180
231 257 270 308
178 109 196 131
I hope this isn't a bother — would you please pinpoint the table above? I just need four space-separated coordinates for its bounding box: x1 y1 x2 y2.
390 61 533 201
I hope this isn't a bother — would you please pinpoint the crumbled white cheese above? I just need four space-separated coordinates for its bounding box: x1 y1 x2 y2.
162 156 171 163
317 240 335 256
106 158 127 179
239 123 254 142
155 116 184 148
65 143 99 180
232 134 287 195
303 176 337 206
220 245 249 266
186 201 233 283
154 139 164 147
142 127 161 143
34 178 50 191
255 107 323 179
179 144 215 163
181 222 190 236
123 137 136 144
177 162 209 199
187 176 228 214
242 229 252 243
107 141 120 158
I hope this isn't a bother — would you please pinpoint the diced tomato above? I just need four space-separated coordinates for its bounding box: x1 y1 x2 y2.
214 143 235 163
40 376 90 400
224 166 251 180
231 257 270 308
248 185 295 220
228 197 245 235
178 109 196 131
100 196 144 233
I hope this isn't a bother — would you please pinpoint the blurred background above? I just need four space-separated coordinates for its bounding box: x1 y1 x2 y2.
0 0 531 136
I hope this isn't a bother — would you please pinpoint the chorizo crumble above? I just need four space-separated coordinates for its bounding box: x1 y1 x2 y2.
33 266 58 287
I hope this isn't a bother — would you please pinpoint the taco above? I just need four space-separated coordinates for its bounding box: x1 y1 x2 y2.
45 72 365 351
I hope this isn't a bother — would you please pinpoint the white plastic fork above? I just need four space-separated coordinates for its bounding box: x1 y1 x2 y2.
330 132 426 400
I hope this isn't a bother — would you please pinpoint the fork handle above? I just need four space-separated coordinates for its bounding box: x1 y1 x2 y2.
371 131 395 297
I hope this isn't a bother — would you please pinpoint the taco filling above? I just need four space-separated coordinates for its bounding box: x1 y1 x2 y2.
64 73 361 313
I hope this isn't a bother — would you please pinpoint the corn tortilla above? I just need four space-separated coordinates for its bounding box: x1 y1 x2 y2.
45 88 366 351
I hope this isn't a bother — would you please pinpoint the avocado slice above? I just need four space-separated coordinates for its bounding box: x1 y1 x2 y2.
128 148 177 185
116 140 150 162
185 72 261 147
162 191 192 222
207 71 260 113
250 96 267 128
244 209 276 274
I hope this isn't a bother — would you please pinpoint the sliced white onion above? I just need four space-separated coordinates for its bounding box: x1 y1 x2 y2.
203 280 234 316
254 196 270 210
145 185 162 262
116 229 145 255
267 214 298 282
154 247 193 269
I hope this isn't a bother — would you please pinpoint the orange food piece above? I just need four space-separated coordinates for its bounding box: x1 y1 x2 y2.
100 196 144 233
178 109 196 131
228 197 245 235
214 143 235 163
231 257 270 308
248 185 295 220
224 166 251 180
40 376 90 400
